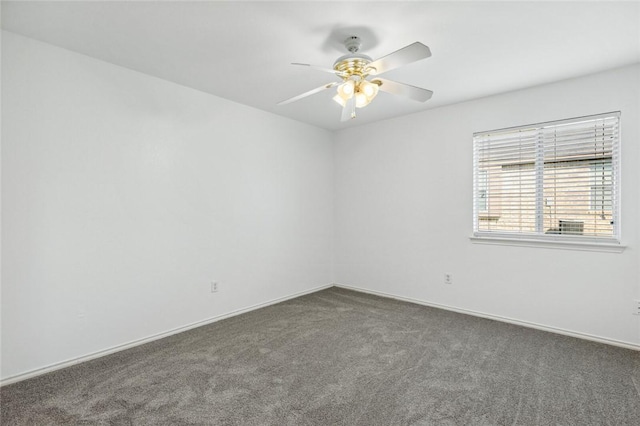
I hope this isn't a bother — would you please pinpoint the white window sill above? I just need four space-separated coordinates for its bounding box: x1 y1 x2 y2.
469 236 625 253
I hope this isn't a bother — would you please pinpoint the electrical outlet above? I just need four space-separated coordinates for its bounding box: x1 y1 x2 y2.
211 281 219 293
444 274 452 285
634 300 640 316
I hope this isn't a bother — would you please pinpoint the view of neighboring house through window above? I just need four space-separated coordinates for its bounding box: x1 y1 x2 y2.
476 170 488 212
473 112 619 243
590 161 612 212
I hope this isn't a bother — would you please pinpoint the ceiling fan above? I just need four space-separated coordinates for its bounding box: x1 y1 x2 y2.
278 36 433 122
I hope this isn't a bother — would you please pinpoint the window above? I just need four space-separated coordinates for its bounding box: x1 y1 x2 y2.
473 112 620 245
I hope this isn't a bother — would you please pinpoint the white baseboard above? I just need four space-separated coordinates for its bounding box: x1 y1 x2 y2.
335 283 640 351
0 283 333 387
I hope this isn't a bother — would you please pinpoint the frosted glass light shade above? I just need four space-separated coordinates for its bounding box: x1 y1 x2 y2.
354 80 379 108
334 79 379 109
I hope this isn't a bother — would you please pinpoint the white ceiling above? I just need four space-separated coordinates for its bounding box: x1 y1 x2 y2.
2 1 639 131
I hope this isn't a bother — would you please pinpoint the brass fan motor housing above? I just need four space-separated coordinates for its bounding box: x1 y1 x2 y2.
333 54 374 81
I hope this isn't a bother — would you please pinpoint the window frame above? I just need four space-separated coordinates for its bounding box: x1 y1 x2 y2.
471 112 623 252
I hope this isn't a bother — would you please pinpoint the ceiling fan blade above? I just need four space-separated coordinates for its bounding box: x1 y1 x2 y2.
341 95 356 122
367 42 431 75
277 82 340 106
372 78 433 102
291 63 346 76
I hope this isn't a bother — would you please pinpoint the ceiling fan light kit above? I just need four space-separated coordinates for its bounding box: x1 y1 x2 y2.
279 36 433 122
332 79 379 109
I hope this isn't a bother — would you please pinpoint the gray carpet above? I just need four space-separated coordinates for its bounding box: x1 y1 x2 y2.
1 287 639 425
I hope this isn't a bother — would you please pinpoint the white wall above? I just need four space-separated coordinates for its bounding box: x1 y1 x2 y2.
1 32 334 381
334 64 640 346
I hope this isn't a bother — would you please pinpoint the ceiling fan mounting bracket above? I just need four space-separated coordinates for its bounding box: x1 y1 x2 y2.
344 36 362 53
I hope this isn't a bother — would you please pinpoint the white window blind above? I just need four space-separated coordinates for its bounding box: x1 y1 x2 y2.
473 112 620 244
